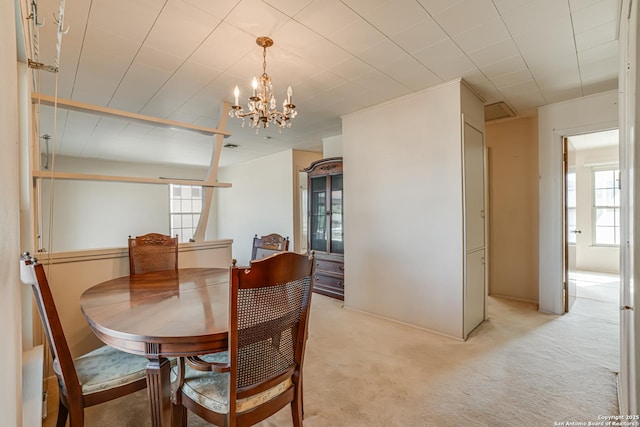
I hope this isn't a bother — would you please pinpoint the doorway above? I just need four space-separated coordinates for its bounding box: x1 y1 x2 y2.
563 129 620 312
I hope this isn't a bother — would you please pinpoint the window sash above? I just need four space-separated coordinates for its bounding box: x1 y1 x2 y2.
565 171 577 245
169 184 203 243
592 168 620 246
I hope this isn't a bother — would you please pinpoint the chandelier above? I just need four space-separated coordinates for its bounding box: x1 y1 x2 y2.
229 36 297 130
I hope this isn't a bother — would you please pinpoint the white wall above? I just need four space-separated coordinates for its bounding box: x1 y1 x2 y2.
216 150 296 266
538 90 618 314
41 180 169 252
52 156 208 179
573 146 620 274
322 135 343 157
1 0 22 423
342 80 470 338
38 157 209 252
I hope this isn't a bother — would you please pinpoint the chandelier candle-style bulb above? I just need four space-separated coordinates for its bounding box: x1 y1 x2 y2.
229 36 298 130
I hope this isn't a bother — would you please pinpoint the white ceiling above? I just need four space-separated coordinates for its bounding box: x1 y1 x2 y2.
30 0 621 168
569 128 619 150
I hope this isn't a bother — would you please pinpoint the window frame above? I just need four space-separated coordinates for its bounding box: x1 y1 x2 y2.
591 167 620 247
566 170 577 245
169 183 203 243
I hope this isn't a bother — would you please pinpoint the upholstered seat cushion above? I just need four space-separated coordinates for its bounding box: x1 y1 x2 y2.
173 351 293 414
53 345 148 395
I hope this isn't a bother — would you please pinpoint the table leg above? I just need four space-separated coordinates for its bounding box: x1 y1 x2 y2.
146 356 172 427
172 400 187 427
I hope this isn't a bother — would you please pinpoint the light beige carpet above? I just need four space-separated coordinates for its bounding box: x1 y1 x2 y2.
73 294 619 426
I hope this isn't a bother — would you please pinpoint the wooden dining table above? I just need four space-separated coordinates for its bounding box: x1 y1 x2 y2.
80 268 230 427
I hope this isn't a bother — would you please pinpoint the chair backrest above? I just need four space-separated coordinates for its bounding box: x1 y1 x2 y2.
251 233 290 261
19 253 83 405
128 233 178 275
228 251 314 412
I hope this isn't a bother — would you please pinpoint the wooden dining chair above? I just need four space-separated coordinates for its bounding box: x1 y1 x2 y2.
19 252 149 427
250 233 290 261
171 251 315 427
128 232 178 275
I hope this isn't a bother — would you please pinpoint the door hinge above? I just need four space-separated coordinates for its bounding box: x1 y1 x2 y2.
28 59 58 73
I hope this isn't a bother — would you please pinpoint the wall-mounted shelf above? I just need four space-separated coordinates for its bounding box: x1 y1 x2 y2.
31 93 230 137
32 170 231 188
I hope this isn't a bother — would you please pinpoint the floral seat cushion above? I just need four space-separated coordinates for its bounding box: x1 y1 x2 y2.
172 351 293 414
53 345 148 395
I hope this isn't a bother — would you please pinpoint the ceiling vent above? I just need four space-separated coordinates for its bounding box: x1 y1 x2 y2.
484 102 516 122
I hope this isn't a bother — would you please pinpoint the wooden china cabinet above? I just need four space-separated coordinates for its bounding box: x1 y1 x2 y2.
303 157 344 300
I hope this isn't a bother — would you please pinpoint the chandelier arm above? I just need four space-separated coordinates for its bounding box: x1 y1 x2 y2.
234 110 257 119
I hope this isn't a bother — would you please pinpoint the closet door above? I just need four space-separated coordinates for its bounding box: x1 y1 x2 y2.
465 249 485 335
463 123 486 337
464 123 485 251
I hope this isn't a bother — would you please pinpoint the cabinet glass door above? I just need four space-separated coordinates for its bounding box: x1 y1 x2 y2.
310 176 327 251
330 174 344 254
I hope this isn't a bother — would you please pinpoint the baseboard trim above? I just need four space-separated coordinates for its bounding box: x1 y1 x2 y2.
342 303 465 341
489 293 539 307
22 345 44 426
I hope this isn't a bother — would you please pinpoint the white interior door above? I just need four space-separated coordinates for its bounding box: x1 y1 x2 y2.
464 124 485 252
619 0 637 414
465 249 485 336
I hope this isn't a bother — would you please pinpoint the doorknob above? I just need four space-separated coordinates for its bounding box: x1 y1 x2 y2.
571 229 582 234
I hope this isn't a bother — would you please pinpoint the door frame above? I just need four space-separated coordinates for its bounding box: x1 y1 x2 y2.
559 128 620 312
562 137 578 313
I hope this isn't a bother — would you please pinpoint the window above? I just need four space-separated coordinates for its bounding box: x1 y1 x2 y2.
170 184 202 243
566 171 577 244
593 168 620 246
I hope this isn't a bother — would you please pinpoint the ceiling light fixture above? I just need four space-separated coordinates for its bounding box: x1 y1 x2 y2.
229 37 297 131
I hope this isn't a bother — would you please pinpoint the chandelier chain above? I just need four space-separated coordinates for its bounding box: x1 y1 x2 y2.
262 46 267 76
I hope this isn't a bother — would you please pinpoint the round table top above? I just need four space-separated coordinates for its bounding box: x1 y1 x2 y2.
80 268 229 357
